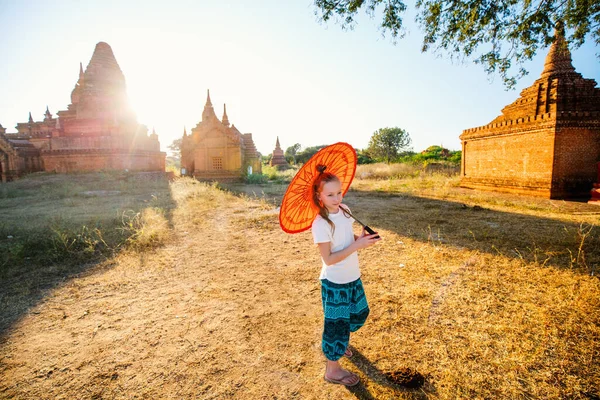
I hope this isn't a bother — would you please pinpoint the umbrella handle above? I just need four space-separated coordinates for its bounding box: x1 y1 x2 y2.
363 225 380 239
340 205 380 239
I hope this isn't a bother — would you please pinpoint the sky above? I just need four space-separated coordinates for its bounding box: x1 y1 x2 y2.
0 0 598 156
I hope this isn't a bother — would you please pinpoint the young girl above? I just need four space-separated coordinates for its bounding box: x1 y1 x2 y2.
311 165 381 387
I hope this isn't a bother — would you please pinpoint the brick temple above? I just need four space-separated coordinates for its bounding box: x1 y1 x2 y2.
269 137 288 167
460 33 600 198
180 91 261 181
0 42 165 183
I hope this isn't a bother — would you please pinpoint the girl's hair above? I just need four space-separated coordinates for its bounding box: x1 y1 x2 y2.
312 164 340 233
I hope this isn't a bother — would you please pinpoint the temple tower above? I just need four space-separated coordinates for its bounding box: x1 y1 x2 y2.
4 42 165 178
270 137 288 167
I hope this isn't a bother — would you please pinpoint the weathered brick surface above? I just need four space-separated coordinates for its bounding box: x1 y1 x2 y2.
460 36 600 199
552 127 600 196
462 128 555 196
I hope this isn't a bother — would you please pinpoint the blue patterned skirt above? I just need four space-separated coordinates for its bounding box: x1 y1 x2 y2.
321 278 370 361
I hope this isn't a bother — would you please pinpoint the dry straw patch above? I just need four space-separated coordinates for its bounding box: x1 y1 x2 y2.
0 172 599 399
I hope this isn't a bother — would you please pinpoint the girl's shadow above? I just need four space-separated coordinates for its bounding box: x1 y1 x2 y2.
344 345 434 400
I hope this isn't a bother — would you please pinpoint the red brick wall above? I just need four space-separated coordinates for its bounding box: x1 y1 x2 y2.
551 127 600 196
42 150 165 173
462 128 555 196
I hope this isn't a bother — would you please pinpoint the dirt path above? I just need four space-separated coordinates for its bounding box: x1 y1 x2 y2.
0 188 406 399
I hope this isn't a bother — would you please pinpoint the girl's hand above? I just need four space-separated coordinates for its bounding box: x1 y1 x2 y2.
358 228 381 240
355 231 381 249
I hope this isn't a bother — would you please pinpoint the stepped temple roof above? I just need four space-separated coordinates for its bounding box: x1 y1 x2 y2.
461 32 600 140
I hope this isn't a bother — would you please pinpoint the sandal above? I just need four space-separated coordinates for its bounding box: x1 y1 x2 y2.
324 372 360 387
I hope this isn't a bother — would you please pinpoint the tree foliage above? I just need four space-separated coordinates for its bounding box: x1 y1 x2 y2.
367 127 412 164
314 0 600 88
285 143 302 164
404 145 462 164
168 138 183 158
295 145 328 164
357 148 376 164
261 154 273 165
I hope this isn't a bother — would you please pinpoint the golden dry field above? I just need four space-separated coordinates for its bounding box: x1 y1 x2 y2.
1 170 599 399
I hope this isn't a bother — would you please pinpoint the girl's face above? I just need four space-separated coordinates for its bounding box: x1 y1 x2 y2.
318 179 343 213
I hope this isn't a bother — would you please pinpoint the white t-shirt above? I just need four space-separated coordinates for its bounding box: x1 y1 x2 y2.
311 206 360 284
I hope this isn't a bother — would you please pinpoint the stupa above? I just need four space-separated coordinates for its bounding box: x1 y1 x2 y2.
460 29 600 198
270 137 288 167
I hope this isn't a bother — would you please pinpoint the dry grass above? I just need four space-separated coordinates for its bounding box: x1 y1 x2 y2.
355 163 459 180
1 173 599 399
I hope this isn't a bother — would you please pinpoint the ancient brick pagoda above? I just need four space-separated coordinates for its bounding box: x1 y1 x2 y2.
269 137 288 167
460 33 600 198
0 42 165 183
180 91 262 181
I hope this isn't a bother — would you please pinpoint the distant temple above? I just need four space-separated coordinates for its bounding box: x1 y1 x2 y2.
460 31 600 198
0 42 165 183
270 137 288 167
180 91 261 181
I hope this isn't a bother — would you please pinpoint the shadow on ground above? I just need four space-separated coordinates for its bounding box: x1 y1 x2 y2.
0 172 176 339
344 189 599 271
224 182 600 272
344 346 432 400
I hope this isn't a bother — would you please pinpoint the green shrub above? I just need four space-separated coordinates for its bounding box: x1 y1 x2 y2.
246 173 268 184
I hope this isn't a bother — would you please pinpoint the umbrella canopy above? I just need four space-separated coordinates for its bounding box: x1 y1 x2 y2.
279 142 357 234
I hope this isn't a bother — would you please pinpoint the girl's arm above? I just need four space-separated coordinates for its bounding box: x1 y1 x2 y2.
317 233 379 266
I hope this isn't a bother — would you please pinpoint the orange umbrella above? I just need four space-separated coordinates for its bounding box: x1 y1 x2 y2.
279 142 377 236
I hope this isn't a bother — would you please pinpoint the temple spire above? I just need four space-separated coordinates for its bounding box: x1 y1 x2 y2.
202 89 217 121
541 22 575 78
275 136 282 150
28 112 33 124
44 106 52 120
87 42 122 75
222 104 230 127
75 62 85 88
183 126 187 137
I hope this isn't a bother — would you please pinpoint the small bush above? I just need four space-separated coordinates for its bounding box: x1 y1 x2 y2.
120 208 171 251
245 173 268 184
261 165 298 183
